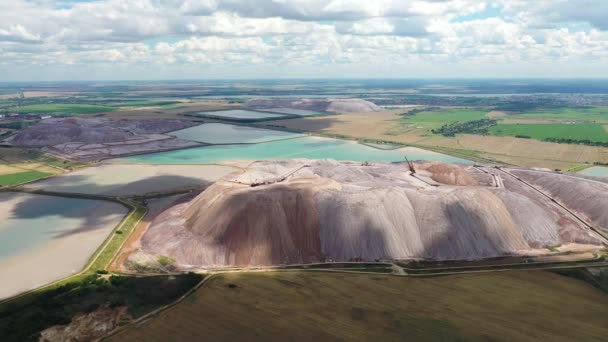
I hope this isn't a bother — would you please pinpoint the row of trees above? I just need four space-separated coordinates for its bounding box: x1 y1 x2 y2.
543 137 608 147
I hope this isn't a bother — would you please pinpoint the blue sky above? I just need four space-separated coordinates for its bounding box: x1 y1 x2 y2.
0 0 607 81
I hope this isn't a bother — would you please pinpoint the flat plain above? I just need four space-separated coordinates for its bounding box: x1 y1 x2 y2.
111 271 608 342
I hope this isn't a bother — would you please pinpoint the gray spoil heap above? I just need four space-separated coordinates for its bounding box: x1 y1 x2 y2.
6 118 193 147
244 98 381 113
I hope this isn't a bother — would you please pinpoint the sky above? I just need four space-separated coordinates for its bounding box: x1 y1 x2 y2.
1 0 607 81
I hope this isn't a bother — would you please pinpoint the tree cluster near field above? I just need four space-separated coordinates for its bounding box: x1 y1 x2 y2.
0 273 203 341
431 119 498 137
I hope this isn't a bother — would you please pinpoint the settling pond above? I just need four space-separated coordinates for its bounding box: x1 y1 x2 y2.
170 123 303 144
0 192 127 299
194 109 287 120
578 166 608 178
117 136 471 165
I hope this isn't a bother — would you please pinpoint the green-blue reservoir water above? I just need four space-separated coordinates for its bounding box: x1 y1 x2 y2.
194 109 287 119
120 136 471 165
578 166 608 178
260 108 323 116
170 123 303 144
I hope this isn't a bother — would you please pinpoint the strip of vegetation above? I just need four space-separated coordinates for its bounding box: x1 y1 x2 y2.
13 104 116 115
0 170 52 186
553 268 608 293
86 201 146 272
398 107 439 117
283 262 393 270
431 119 498 137
111 100 181 107
0 273 204 342
397 258 605 275
543 137 608 147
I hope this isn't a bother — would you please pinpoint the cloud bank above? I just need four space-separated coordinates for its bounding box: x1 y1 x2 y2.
1 0 607 80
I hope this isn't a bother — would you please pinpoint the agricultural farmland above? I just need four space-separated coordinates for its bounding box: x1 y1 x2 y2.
13 104 116 114
110 271 608 341
489 123 608 143
0 170 52 186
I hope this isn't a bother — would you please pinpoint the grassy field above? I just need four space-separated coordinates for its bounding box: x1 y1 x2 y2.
14 104 116 114
112 100 182 107
511 106 608 121
0 170 52 186
490 123 608 143
111 271 608 341
399 108 487 131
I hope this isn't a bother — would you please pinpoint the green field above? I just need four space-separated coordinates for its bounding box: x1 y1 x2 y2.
111 270 608 341
112 100 181 107
398 108 488 132
490 123 608 143
14 104 116 114
0 170 52 186
513 106 608 121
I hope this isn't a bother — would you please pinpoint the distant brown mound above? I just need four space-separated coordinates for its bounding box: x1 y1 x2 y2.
245 98 381 113
417 162 478 185
136 160 604 268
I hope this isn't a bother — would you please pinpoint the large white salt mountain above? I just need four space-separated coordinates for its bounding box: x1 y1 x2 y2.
138 160 605 268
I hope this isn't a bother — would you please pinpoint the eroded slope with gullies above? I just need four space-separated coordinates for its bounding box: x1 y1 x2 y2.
136 160 605 268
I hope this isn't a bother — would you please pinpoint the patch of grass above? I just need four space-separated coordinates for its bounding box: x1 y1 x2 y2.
489 123 608 143
0 273 204 341
0 170 52 186
157 256 176 267
86 201 146 272
14 104 116 115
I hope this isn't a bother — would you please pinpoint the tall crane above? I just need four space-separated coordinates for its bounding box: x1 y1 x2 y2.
404 156 415 174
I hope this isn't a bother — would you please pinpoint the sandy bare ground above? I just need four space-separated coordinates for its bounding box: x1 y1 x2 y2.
111 193 195 272
24 164 241 196
0 192 127 300
263 111 608 169
486 111 509 118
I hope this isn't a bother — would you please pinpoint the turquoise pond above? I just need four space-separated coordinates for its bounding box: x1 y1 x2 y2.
119 136 471 165
194 109 287 119
578 166 608 178
170 123 303 144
